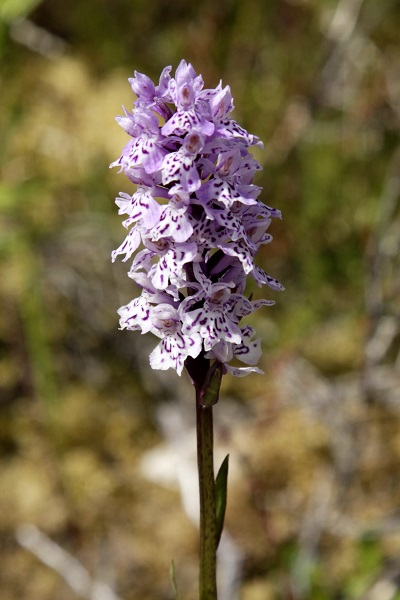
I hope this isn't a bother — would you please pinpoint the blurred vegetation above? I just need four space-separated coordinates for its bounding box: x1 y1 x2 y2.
1 0 400 599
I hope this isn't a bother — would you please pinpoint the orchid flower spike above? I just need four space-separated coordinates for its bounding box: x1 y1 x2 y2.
111 60 284 379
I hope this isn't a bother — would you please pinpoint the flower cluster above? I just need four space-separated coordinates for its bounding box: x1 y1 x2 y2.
111 60 283 377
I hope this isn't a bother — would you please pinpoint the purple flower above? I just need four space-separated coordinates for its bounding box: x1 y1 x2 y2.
161 60 214 138
161 131 205 192
148 304 202 376
129 66 172 120
150 189 194 243
181 286 243 351
118 295 154 334
115 187 162 229
111 108 167 175
205 325 264 377
111 60 283 378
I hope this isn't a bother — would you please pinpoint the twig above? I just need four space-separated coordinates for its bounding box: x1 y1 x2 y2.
16 524 122 600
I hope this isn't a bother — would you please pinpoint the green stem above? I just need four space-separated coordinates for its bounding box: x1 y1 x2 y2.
196 392 218 600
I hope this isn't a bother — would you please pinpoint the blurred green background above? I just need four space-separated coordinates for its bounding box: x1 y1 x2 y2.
1 0 400 599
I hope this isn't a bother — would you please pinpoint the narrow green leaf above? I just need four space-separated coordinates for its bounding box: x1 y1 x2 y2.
215 454 229 548
200 362 223 407
170 560 180 600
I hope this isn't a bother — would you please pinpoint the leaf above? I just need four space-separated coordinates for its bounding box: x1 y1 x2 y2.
200 362 223 407
215 454 229 548
170 560 180 600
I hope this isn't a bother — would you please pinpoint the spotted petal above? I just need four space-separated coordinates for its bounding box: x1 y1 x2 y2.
197 179 257 208
162 109 214 137
118 295 154 334
112 227 142 263
182 303 242 351
250 266 285 291
217 239 254 274
161 151 201 192
117 188 162 229
149 242 198 290
150 203 194 243
149 330 202 375
233 325 262 365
